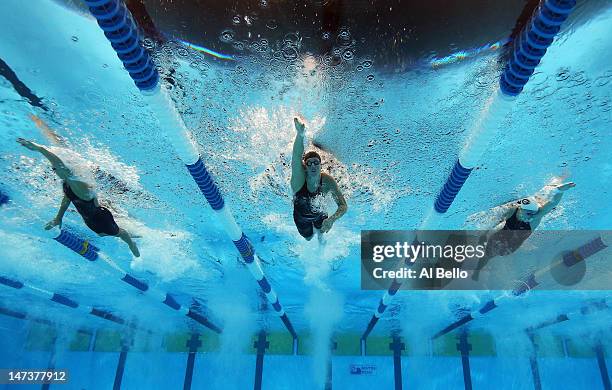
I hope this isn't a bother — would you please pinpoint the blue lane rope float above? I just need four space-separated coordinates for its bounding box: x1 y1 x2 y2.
47 226 221 333
83 0 158 91
563 236 608 267
0 306 27 320
500 0 577 96
527 299 610 332
433 235 610 339
434 160 473 214
82 0 296 341
54 229 99 261
361 0 578 342
0 275 130 327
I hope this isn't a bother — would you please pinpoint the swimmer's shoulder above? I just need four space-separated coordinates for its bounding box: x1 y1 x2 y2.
66 178 96 200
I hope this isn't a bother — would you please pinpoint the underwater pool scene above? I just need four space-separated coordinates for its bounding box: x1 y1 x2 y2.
0 0 611 389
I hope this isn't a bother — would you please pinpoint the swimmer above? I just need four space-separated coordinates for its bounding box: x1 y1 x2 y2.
291 117 347 240
16 138 141 257
472 181 575 280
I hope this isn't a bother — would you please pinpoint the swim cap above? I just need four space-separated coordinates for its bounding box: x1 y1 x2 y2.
303 151 321 163
518 197 539 212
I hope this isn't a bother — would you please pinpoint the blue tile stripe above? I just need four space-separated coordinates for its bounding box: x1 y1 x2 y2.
434 160 472 213
500 0 576 96
54 230 99 261
83 0 158 91
186 158 225 211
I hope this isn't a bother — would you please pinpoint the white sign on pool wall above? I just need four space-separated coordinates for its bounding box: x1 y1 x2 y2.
350 364 377 376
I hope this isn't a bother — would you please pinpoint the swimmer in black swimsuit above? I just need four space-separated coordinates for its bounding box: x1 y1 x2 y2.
472 181 575 280
17 138 141 257
290 117 347 240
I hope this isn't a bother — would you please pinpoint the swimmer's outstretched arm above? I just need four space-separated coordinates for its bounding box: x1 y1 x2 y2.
537 182 575 215
45 195 70 230
17 138 65 169
29 114 64 146
290 117 306 193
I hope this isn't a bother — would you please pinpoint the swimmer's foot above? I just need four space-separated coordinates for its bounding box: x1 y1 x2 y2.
118 228 140 257
128 241 140 257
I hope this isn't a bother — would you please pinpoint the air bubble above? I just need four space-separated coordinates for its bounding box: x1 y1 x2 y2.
232 15 241 25
282 46 298 61
233 41 245 51
362 59 372 68
337 28 351 46
342 49 354 61
322 31 330 40
266 19 278 29
283 33 301 48
220 29 235 43
366 74 375 81
71 36 79 42
143 37 155 50
177 47 189 58
356 65 364 72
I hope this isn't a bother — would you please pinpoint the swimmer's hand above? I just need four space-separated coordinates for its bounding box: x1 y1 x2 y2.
557 182 575 191
17 138 39 151
45 217 62 230
320 217 335 233
294 117 305 135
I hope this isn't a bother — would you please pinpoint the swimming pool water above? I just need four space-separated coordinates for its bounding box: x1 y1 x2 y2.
0 0 611 389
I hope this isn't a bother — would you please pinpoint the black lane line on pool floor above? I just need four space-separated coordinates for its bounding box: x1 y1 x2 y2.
183 333 201 390
527 332 542 390
457 332 473 390
390 336 405 390
595 344 611 390
0 57 48 112
325 341 336 390
254 331 268 390
41 335 57 390
113 345 129 390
